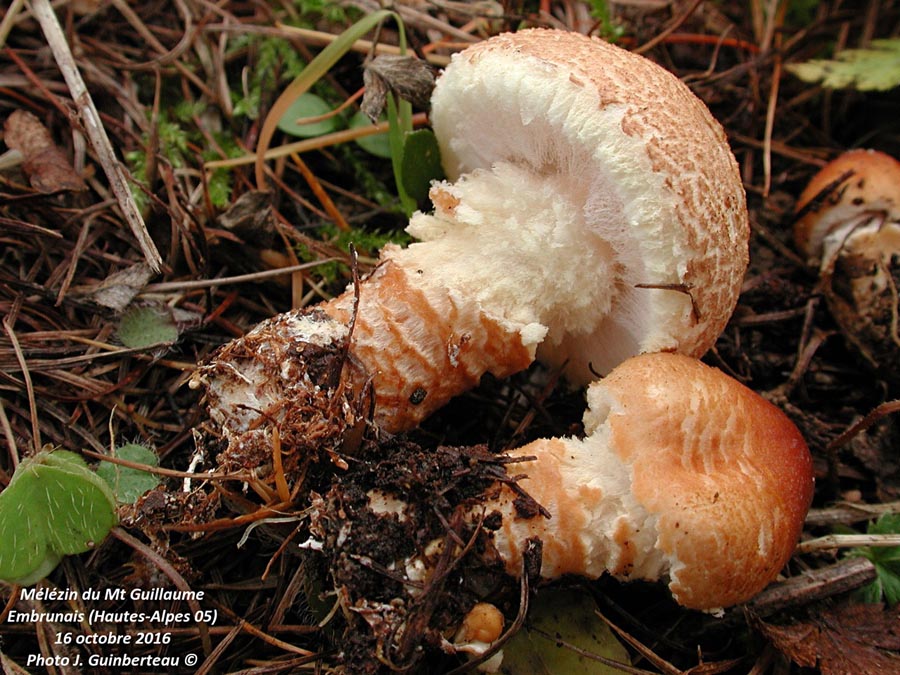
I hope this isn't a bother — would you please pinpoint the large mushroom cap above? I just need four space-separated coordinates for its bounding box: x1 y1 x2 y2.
584 353 814 608
494 352 813 610
414 29 749 382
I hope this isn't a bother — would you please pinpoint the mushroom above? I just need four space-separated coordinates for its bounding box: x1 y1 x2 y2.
483 352 814 610
451 602 505 672
321 352 813 620
194 29 748 462
794 149 900 370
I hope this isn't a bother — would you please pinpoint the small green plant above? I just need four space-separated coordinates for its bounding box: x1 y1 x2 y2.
849 514 900 605
230 34 307 120
126 110 190 213
0 449 118 586
96 443 161 505
787 38 900 91
258 10 443 216
296 222 411 283
117 304 179 348
585 0 625 41
784 0 822 28
127 105 234 211
293 0 354 26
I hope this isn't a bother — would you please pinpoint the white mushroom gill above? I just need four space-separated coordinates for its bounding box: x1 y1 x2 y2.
424 36 722 382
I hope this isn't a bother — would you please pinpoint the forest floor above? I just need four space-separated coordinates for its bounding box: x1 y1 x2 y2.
1 1 900 674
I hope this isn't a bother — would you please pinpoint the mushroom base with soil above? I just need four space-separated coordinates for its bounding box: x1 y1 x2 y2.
307 353 815 672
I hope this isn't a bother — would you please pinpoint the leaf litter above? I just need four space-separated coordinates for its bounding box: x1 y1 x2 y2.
1 1 900 673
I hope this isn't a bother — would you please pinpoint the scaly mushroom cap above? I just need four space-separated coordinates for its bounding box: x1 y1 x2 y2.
400 29 749 382
492 352 813 610
794 148 900 260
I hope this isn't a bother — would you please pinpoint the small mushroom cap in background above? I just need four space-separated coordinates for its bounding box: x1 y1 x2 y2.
402 29 749 383
793 149 900 371
492 352 814 610
794 148 900 260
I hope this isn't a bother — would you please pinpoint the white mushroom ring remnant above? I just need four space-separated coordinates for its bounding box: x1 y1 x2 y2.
192 29 749 465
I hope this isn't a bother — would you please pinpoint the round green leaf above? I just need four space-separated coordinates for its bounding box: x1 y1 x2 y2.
117 305 179 348
0 472 52 584
399 128 444 204
0 450 118 586
97 443 161 504
499 589 630 674
349 111 392 159
276 93 339 138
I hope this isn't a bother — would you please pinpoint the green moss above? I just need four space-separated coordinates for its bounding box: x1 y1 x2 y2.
296 222 411 283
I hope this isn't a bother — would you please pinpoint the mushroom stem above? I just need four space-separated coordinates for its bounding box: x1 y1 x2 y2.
194 258 533 443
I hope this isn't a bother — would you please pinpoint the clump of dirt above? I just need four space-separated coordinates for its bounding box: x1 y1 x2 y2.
194 307 373 482
309 441 529 673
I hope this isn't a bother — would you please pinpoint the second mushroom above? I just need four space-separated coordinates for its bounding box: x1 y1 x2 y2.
794 148 900 372
311 353 814 670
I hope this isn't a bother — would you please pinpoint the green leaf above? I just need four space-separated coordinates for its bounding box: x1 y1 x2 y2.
879 563 900 605
117 305 179 348
0 450 118 586
97 444 161 505
499 589 630 674
399 128 444 204
868 513 900 537
349 111 392 159
787 38 900 91
255 8 402 187
849 513 900 604
276 92 340 138
386 93 416 215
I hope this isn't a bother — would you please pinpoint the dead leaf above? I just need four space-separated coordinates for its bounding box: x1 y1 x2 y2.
3 110 86 193
216 190 275 242
759 603 900 675
361 55 435 123
73 263 154 311
499 589 630 675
